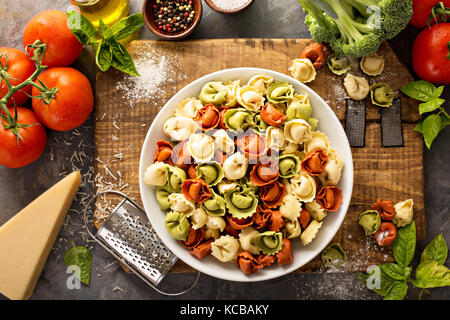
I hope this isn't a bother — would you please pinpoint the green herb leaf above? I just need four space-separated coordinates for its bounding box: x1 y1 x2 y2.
98 18 113 40
421 233 448 265
432 86 445 99
64 242 92 285
418 98 445 114
109 39 140 76
399 80 437 102
357 266 397 296
393 221 416 267
440 112 450 132
379 263 412 281
422 114 442 149
66 10 97 45
383 281 408 300
413 260 450 289
110 13 144 40
96 40 113 72
414 120 424 134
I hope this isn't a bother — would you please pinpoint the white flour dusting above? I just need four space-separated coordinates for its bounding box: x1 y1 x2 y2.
211 0 250 10
115 44 183 108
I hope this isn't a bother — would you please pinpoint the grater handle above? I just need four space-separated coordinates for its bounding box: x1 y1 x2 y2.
82 190 201 296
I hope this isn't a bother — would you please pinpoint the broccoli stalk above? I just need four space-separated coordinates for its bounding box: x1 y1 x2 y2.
298 0 413 58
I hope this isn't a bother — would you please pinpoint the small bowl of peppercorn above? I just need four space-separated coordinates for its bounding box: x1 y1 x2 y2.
143 0 202 40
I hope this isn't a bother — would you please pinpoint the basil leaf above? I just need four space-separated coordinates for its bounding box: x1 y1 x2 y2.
399 81 437 102
414 120 424 134
379 263 412 281
96 40 113 72
383 281 408 300
64 242 92 285
110 13 144 40
419 98 445 115
432 85 444 99
66 10 97 45
98 18 113 40
413 260 450 288
393 221 416 267
357 266 396 296
421 233 448 265
440 112 450 132
109 39 140 76
422 114 442 149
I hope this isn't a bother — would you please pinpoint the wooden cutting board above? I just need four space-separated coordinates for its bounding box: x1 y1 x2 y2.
94 39 425 273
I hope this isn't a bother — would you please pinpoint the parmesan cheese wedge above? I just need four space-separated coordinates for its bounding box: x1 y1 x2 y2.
0 171 81 300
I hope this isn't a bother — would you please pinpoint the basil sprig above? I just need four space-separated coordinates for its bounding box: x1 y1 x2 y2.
400 80 449 149
64 242 93 285
358 221 450 300
66 10 143 76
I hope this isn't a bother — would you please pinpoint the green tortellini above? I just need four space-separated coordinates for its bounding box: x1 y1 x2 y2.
199 81 228 105
307 117 319 131
358 210 381 236
253 113 269 132
155 186 171 211
255 231 283 255
370 83 395 107
164 211 190 241
166 165 187 192
286 101 312 122
196 161 224 186
239 176 259 193
202 190 226 216
224 187 258 219
266 82 294 104
224 108 255 132
321 243 347 268
278 154 301 178
326 53 352 75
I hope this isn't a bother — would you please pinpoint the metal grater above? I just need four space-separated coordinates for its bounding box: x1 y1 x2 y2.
83 190 200 296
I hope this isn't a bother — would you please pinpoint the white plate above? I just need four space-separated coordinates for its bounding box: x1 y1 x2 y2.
139 67 353 282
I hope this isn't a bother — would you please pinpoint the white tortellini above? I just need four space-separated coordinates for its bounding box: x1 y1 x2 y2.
163 116 199 141
143 162 168 186
284 119 312 145
303 131 330 154
300 220 323 246
319 148 344 186
281 142 299 155
222 152 249 180
279 194 302 221
206 215 226 232
393 199 414 228
204 227 220 240
236 85 265 112
190 206 207 230
285 219 302 239
211 235 240 262
343 73 370 101
238 227 260 255
290 172 317 203
187 133 215 163
168 193 195 217
175 98 203 119
247 75 274 95
223 80 240 107
266 126 287 151
212 129 234 154
360 53 385 76
289 58 316 83
305 200 327 221
216 179 240 195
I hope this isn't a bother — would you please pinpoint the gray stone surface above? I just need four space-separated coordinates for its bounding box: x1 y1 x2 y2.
0 0 449 300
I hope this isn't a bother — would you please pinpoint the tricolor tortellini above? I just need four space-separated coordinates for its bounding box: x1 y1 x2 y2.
145 74 346 274
343 73 370 101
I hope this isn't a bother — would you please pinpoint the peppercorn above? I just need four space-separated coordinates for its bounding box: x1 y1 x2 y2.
153 0 195 33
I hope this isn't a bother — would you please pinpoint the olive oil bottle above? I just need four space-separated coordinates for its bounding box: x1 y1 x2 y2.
71 0 130 28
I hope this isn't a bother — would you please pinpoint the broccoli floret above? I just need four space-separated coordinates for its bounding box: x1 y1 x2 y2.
298 0 413 58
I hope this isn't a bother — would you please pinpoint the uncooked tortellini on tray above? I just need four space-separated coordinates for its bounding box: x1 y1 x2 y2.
143 75 345 275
